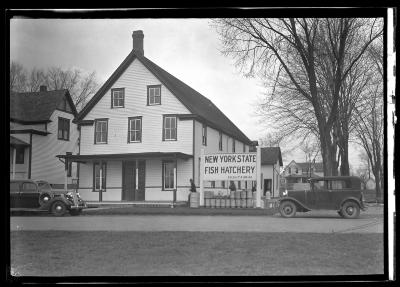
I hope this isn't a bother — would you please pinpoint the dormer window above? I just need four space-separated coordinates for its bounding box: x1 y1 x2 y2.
147 85 161 105
111 88 125 108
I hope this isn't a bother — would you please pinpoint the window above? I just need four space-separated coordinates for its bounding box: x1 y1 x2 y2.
163 116 177 141
93 162 107 191
202 124 207 146
22 182 37 193
147 85 161 105
238 181 241 189
218 132 223 151
232 140 236 152
15 147 25 164
222 181 226 188
10 182 19 193
128 117 142 143
58 117 70 141
330 180 351 190
111 88 125 108
288 167 292 174
163 161 175 190
295 168 298 174
211 181 215 188
94 119 108 144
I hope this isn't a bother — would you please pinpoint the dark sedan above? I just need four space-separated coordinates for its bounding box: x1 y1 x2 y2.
10 179 86 216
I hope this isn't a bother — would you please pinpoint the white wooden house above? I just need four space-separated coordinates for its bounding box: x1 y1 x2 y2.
282 160 324 190
10 87 79 187
60 30 253 202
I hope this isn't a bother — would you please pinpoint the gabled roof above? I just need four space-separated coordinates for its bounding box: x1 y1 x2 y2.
77 50 252 144
296 162 324 172
260 147 283 166
10 136 30 146
10 89 77 123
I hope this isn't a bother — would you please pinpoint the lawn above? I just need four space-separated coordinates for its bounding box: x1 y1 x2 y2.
9 231 383 277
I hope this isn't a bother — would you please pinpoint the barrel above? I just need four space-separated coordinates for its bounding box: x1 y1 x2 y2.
215 197 220 208
241 198 246 208
234 191 241 199
247 199 253 208
220 198 226 208
189 192 200 208
230 199 236 208
246 190 253 199
240 191 247 199
236 199 241 208
225 198 231 208
210 198 215 208
230 190 235 198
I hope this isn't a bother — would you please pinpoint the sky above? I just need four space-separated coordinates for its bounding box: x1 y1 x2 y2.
10 17 364 169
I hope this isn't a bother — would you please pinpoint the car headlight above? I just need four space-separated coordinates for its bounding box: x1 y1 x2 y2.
282 190 288 197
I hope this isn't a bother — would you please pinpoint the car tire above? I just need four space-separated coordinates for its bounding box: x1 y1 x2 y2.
279 201 297 218
341 201 360 219
69 209 82 216
39 192 53 206
51 201 67 216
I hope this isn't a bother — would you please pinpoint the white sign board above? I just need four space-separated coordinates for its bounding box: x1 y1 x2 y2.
203 153 257 180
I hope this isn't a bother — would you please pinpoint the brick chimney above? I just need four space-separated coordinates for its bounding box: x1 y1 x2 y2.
132 30 144 56
40 85 47 92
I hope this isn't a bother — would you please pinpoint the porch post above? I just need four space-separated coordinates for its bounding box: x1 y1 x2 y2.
174 156 177 204
12 147 16 179
256 146 262 208
99 160 103 202
199 148 204 206
64 152 68 191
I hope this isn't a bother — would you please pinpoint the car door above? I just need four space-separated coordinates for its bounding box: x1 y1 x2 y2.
20 182 40 208
10 182 20 208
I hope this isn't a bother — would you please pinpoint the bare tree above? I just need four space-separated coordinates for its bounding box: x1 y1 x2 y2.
213 18 383 176
10 61 27 92
10 62 99 111
352 41 383 200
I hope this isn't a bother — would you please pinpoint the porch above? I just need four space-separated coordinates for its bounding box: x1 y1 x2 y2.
57 152 193 203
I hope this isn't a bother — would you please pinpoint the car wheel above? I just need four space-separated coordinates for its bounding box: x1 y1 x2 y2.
39 192 53 206
341 201 360 219
51 201 67 216
279 201 297 218
69 209 82 216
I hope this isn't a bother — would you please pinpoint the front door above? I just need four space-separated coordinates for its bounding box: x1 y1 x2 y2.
123 160 146 201
123 161 136 201
137 160 146 201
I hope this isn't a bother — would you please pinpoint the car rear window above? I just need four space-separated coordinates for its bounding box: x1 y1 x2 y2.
10 182 19 193
330 180 352 189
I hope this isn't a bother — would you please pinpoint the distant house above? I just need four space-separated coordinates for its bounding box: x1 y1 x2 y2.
282 160 324 187
59 30 253 202
260 147 283 198
10 86 79 187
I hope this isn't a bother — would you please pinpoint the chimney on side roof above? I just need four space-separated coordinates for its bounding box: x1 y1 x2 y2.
132 30 144 56
40 85 47 92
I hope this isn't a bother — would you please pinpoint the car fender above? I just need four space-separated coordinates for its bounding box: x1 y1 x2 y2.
340 197 365 211
279 197 312 212
38 196 71 210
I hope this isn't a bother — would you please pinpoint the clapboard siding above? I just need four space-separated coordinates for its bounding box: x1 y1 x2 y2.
31 109 79 185
80 58 192 155
193 120 249 187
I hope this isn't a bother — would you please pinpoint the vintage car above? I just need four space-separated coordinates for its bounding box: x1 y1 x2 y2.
10 179 86 216
278 176 366 219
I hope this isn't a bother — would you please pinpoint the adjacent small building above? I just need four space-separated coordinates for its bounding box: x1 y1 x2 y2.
260 147 283 198
10 86 79 187
61 30 253 202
